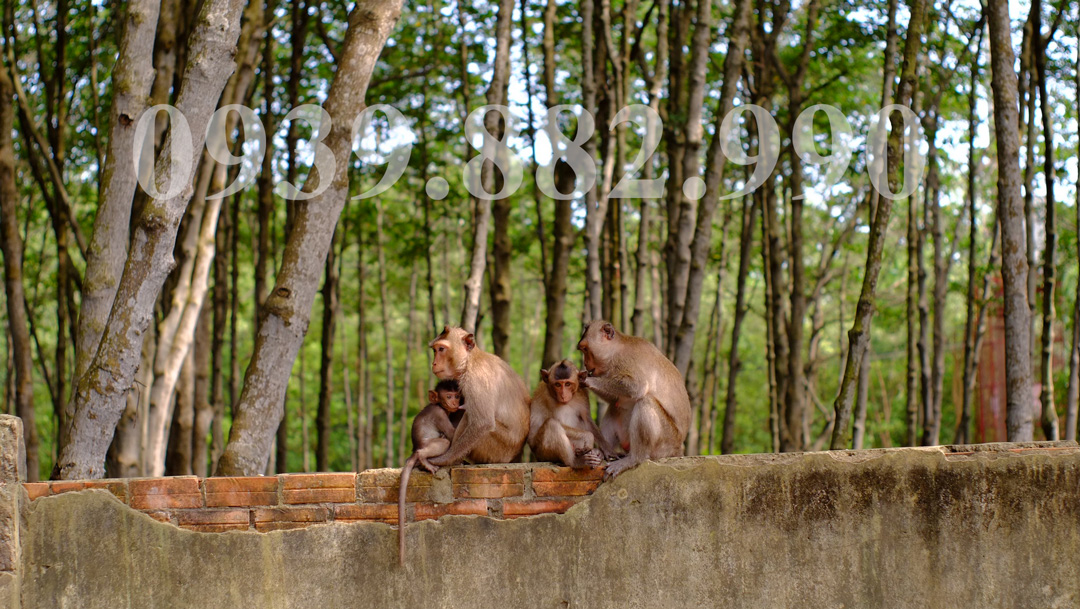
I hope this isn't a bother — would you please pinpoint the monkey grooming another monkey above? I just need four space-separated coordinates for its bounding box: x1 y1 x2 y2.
577 320 691 478
426 326 530 467
528 359 613 468
398 380 463 566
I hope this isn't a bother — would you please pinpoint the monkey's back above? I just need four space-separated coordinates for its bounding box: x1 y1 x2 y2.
462 350 531 463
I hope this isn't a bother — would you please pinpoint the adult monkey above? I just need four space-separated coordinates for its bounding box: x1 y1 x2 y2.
577 320 691 478
426 326 530 465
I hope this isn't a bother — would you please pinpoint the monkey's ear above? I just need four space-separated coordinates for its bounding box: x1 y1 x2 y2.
601 322 616 340
578 370 589 383
442 325 451 336
463 333 476 351
428 390 439 404
540 369 550 382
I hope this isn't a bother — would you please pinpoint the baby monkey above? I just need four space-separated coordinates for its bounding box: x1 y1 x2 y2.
398 380 463 566
528 359 613 468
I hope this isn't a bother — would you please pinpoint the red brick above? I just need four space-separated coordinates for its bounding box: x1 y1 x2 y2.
280 473 355 504
502 499 580 518
451 467 524 499
531 466 605 483
533 480 601 497
358 468 433 503
23 483 49 501
129 477 202 510
205 477 278 507
253 506 329 526
180 523 250 533
413 499 489 521
334 503 398 522
174 509 249 527
253 506 330 532
46 479 129 502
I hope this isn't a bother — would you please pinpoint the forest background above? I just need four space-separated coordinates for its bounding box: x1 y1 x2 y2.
0 0 1077 482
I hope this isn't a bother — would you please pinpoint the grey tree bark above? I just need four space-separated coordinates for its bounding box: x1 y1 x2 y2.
987 0 1035 442
56 0 245 480
216 0 405 476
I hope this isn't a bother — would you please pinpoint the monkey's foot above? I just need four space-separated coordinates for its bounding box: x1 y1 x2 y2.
418 458 440 474
582 449 603 468
604 456 639 479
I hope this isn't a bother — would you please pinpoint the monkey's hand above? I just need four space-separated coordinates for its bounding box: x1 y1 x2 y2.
574 445 593 456
418 457 440 474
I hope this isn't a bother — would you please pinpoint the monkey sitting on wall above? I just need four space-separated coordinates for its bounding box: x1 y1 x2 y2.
528 359 614 468
577 320 691 478
398 380 463 566
425 326 530 466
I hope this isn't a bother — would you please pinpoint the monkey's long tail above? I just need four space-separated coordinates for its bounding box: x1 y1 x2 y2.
399 454 419 567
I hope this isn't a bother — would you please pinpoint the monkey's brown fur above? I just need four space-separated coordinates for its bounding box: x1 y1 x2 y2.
426 326 530 466
528 359 612 468
577 320 691 478
398 381 462 566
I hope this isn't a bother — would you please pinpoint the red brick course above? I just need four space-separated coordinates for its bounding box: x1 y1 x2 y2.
23 464 599 534
451 468 525 499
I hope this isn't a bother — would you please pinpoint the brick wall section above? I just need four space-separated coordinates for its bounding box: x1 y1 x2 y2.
22 464 603 533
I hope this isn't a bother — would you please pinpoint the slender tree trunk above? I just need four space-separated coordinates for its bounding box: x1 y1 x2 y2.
57 0 245 480
399 265 418 466
316 229 339 471
1033 3 1058 440
0 63 38 480
987 0 1035 442
215 0 405 476
852 344 871 449
460 0 514 333
906 179 920 446
165 344 195 475
927 116 945 447
831 0 925 449
958 33 983 445
1066 48 1080 442
373 199 395 468
671 0 752 376
192 303 212 477
722 195 760 454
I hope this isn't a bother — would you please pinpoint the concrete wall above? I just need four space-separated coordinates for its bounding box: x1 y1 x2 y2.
7 418 1080 608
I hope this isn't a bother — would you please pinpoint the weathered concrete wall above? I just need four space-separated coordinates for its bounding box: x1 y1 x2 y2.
18 442 1080 609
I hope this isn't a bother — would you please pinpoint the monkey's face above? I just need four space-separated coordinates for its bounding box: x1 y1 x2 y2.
547 378 579 404
577 321 616 376
439 390 463 413
430 326 473 380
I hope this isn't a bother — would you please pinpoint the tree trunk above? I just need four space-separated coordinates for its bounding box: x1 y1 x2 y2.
399 265 419 466
721 195 760 454
57 0 246 480
0 64 39 480
905 179 920 447
831 0 925 449
460 0 514 333
670 0 752 376
987 0 1035 442
165 344 195 476
73 0 162 383
927 114 945 446
316 229 338 471
192 304 212 477
1033 2 1058 441
958 34 983 445
215 0 405 476
1066 47 1080 443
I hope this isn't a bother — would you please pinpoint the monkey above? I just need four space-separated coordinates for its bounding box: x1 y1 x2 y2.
577 320 691 478
425 326 531 467
398 379 463 566
528 359 615 468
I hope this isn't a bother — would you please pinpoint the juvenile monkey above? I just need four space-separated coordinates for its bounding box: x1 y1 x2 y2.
577 320 691 478
528 359 612 468
398 380 463 566
426 326 530 466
